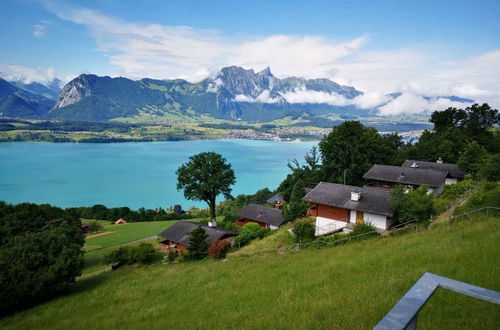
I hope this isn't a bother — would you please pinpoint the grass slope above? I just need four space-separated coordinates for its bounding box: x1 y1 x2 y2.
1 215 498 329
83 220 177 274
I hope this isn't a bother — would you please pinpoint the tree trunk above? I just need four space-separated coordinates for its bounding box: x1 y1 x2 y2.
209 197 216 221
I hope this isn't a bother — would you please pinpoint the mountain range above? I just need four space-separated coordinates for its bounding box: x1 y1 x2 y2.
0 66 474 122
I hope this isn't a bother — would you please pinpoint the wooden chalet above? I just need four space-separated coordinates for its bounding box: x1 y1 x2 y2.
303 182 394 235
158 221 238 253
401 160 465 184
266 193 284 209
236 203 285 230
362 164 448 196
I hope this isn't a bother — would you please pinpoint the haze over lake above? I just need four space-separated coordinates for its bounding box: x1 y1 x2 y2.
0 140 315 209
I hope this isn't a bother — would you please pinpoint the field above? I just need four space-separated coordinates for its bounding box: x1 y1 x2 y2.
1 214 498 329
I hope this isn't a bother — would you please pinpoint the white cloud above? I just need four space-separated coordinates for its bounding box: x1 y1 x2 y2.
0 63 59 84
378 93 473 116
36 3 500 111
33 24 46 38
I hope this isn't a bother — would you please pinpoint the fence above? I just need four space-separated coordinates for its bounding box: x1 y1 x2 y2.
374 272 500 330
236 205 498 257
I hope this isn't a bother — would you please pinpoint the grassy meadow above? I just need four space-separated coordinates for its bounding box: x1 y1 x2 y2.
1 214 498 329
82 220 176 274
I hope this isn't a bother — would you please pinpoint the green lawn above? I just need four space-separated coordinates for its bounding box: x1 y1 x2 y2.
1 214 498 329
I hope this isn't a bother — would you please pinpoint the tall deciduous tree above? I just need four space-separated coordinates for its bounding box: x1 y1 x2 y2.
176 152 236 221
319 121 398 186
458 141 488 179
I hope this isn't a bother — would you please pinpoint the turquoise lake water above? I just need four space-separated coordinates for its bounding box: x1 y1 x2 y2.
0 140 316 209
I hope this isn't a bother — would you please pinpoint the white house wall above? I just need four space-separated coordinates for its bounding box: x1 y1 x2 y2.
349 210 356 223
315 217 347 236
445 178 458 185
363 212 388 230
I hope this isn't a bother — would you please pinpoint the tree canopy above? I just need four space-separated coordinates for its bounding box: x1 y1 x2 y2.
0 202 84 313
176 152 236 221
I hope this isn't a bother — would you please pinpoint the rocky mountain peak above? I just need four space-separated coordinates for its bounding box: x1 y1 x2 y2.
53 74 97 109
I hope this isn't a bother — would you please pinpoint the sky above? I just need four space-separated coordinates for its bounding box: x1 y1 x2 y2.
0 0 499 114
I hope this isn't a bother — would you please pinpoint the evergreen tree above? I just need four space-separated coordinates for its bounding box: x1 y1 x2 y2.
187 226 209 261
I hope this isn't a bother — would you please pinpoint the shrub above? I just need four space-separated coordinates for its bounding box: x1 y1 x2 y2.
350 222 377 237
87 220 103 233
105 243 158 266
293 222 315 243
234 222 269 247
208 239 231 259
130 243 157 263
283 201 308 222
166 250 177 263
391 185 434 223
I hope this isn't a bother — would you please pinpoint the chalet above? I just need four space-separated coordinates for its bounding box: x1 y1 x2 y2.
401 160 465 184
302 182 394 235
114 218 128 224
236 203 285 230
158 221 238 253
362 164 448 196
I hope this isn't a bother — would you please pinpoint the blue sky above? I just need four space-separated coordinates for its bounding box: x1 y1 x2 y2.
0 0 499 111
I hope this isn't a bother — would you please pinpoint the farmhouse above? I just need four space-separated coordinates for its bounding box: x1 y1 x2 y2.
114 218 128 224
302 182 394 235
158 221 238 253
363 164 448 196
236 203 285 230
401 159 465 184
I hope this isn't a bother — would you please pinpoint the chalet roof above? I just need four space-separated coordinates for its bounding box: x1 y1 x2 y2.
363 164 448 187
402 160 465 179
236 203 285 227
158 221 238 246
302 182 394 217
266 193 283 203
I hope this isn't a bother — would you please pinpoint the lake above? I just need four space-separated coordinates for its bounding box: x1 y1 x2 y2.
0 140 316 209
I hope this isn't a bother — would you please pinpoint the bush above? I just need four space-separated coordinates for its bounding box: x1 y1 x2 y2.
391 185 435 223
166 250 177 263
105 243 158 266
234 222 269 247
350 222 377 237
87 220 103 233
208 239 231 259
293 222 315 243
283 201 308 222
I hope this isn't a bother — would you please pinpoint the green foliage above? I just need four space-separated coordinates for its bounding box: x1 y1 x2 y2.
319 121 401 186
479 153 500 182
166 250 177 263
283 201 308 222
0 202 84 313
454 182 500 214
433 179 474 213
207 239 231 259
234 222 268 247
104 243 158 266
177 152 236 221
186 226 210 261
87 220 103 233
391 185 435 223
350 222 377 237
293 222 315 243
458 141 488 178
216 188 274 217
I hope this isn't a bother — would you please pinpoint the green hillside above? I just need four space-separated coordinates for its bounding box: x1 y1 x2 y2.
1 214 498 329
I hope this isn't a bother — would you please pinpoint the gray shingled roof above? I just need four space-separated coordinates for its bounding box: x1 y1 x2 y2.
302 182 394 217
402 160 465 179
363 164 448 187
236 203 285 226
158 221 238 246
